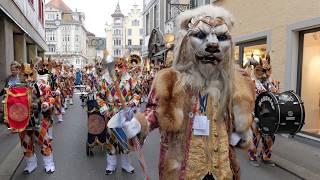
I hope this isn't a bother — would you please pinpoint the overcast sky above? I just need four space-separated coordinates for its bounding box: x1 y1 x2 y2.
59 0 143 37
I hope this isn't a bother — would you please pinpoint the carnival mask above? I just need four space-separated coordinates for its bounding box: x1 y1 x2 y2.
254 54 272 82
186 16 232 65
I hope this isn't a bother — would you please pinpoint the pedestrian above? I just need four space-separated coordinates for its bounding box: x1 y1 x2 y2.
0 61 21 124
0 61 22 96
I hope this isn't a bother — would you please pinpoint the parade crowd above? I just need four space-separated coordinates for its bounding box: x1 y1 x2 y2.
1 5 299 180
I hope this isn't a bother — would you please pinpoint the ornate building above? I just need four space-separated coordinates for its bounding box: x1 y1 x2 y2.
44 0 88 68
0 0 47 84
105 3 144 59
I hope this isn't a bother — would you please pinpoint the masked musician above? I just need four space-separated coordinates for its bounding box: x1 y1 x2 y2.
95 55 140 175
4 63 56 174
247 54 280 167
121 5 255 179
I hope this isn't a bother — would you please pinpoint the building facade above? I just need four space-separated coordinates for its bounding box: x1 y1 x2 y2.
44 0 88 69
105 3 144 59
144 0 320 138
214 0 320 137
87 31 106 64
0 0 47 85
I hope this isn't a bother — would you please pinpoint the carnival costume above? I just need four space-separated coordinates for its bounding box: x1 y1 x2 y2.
4 63 55 174
96 56 140 175
247 54 280 166
122 5 255 180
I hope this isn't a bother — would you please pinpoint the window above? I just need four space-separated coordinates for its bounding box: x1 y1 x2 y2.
132 20 140 26
28 0 34 5
75 35 79 42
236 38 267 67
48 45 55 52
128 29 132 36
38 0 44 24
128 39 132 46
140 29 144 35
115 18 121 25
298 28 320 135
190 0 198 8
154 4 159 28
205 0 211 4
63 34 70 42
166 0 171 21
146 13 150 35
46 29 55 42
75 26 79 31
140 39 143 46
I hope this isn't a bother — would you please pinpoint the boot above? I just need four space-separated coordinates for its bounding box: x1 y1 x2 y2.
61 107 65 114
121 154 134 174
42 154 55 174
24 154 38 174
58 114 63 122
47 127 53 140
69 98 73 105
105 154 117 175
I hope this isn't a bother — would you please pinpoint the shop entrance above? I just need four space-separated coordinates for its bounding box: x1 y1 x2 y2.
298 28 320 135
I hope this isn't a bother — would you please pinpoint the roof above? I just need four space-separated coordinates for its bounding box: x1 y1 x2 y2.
111 2 124 18
45 0 73 13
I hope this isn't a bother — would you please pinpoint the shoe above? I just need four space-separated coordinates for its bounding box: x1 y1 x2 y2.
58 114 63 122
262 160 276 167
42 154 55 173
249 160 260 167
24 154 38 174
70 99 73 105
121 154 135 174
47 127 53 140
61 108 65 114
105 154 116 175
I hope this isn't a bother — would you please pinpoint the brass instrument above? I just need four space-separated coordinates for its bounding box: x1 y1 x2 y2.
127 54 141 69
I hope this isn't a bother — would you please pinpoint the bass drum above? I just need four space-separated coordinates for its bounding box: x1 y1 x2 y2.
254 90 305 136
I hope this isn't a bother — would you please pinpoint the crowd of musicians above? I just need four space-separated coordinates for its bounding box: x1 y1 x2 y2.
0 50 280 176
0 52 168 174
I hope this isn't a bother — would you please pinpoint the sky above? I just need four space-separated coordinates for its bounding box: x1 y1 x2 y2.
59 0 143 37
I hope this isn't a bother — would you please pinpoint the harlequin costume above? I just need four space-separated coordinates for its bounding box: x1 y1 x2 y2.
96 57 140 175
122 6 255 180
4 63 55 174
247 54 280 167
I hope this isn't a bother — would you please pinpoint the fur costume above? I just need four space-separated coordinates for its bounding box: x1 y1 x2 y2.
131 5 255 180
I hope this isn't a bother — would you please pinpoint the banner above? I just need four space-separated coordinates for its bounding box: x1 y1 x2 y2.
4 86 31 132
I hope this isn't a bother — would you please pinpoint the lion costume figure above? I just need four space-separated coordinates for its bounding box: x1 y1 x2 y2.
123 5 255 180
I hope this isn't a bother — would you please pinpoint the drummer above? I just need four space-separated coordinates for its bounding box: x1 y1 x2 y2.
96 56 140 175
247 54 280 167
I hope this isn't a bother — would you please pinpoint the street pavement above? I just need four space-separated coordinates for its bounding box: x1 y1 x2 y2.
11 94 302 180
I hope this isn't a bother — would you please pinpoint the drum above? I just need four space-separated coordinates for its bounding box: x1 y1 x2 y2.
254 90 305 136
4 85 32 132
85 93 106 156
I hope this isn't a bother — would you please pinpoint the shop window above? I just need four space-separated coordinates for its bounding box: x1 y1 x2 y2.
298 28 320 135
236 39 267 68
